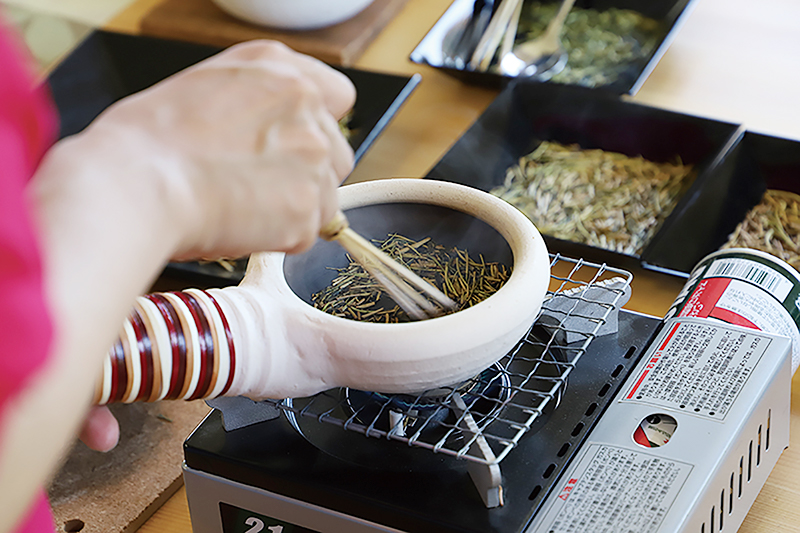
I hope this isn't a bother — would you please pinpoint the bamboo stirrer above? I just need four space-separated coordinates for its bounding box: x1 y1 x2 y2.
319 211 458 320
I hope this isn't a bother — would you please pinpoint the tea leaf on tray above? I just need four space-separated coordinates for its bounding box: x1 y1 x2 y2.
491 141 696 255
723 189 800 268
515 3 663 87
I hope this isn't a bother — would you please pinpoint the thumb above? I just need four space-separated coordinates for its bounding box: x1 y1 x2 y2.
79 406 120 452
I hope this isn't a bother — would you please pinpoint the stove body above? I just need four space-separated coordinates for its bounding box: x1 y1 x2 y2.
183 259 792 533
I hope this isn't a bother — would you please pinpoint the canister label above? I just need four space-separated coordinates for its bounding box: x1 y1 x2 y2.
529 444 692 533
622 320 771 420
665 249 800 373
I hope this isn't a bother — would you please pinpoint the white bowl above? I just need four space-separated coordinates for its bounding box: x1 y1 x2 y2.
229 179 551 397
212 0 377 30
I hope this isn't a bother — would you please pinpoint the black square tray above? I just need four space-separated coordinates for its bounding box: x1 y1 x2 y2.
47 30 421 286
410 0 696 95
426 81 744 275
642 131 800 274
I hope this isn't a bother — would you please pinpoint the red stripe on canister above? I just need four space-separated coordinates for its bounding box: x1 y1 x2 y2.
135 299 164 403
710 307 759 329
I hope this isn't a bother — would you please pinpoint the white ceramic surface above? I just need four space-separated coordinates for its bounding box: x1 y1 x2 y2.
211 0 376 30
219 179 551 398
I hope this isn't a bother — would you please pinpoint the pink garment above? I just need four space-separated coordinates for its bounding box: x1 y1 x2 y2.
0 23 58 533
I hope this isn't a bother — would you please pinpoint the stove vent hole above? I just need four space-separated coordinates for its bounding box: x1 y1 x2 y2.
738 457 743 498
729 472 734 515
757 425 762 466
584 402 598 417
710 505 715 532
611 364 624 378
702 408 774 533
597 383 611 397
570 422 584 437
543 463 557 479
528 485 542 501
766 409 771 450
623 346 637 359
557 442 571 457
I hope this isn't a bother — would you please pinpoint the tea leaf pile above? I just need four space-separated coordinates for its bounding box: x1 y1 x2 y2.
492 141 695 255
312 234 510 323
723 189 800 268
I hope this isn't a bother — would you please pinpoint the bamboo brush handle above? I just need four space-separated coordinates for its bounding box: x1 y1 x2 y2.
319 210 349 241
93 289 237 404
317 209 457 318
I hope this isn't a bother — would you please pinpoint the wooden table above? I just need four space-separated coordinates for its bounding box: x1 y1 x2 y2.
100 0 800 530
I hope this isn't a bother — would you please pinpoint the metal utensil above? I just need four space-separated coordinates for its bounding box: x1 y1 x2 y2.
498 0 575 78
468 0 523 71
495 0 524 71
445 0 496 68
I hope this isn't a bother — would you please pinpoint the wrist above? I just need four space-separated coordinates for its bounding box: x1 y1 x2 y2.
36 128 187 259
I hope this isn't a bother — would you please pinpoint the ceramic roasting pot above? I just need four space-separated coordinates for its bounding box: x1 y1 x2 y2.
234 178 551 395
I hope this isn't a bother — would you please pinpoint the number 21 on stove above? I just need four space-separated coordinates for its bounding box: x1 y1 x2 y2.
244 517 283 533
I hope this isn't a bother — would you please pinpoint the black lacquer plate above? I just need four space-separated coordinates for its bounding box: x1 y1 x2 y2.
47 30 421 286
410 0 696 95
426 81 747 275
642 130 800 275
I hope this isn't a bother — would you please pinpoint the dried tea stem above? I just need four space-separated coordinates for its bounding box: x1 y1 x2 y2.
491 141 696 255
312 234 511 323
722 189 800 268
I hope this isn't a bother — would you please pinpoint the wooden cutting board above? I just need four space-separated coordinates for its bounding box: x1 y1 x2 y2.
139 0 410 65
48 401 211 533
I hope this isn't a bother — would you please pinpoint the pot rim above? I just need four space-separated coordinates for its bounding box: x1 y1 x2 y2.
250 178 550 331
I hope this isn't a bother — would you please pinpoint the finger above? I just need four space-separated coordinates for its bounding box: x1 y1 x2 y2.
300 63 356 120
79 406 120 452
219 40 356 119
266 119 340 249
271 50 356 119
276 103 351 239
316 166 344 243
316 107 355 183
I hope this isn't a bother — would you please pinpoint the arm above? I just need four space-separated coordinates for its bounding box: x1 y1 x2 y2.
0 40 354 532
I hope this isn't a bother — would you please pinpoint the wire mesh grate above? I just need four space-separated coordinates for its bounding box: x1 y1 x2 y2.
267 254 633 465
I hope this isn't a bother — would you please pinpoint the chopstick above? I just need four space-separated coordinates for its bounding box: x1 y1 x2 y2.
468 0 523 71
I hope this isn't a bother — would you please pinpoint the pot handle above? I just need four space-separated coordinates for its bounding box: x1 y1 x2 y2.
93 288 244 404
94 251 331 404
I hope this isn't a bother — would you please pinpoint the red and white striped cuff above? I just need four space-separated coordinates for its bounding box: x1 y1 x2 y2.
94 289 237 404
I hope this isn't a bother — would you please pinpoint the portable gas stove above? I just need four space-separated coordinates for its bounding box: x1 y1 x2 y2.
183 254 792 533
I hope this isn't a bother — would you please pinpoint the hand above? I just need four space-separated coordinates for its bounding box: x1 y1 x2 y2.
74 40 356 259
